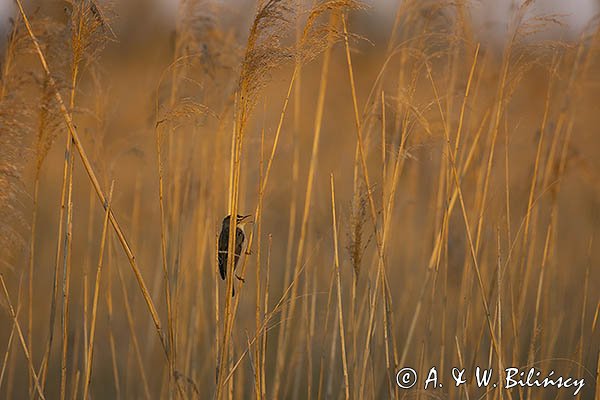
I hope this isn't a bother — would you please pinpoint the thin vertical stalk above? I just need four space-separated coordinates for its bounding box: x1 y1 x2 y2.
83 181 114 399
59 147 74 400
254 121 266 399
0 309 18 392
27 173 40 393
330 174 350 400
260 235 272 400
155 123 175 391
113 242 152 399
104 240 121 398
0 275 46 399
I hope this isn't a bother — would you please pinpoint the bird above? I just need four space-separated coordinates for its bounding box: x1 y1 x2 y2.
218 214 252 296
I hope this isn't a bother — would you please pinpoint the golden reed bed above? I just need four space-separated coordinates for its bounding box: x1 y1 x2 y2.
0 1 598 398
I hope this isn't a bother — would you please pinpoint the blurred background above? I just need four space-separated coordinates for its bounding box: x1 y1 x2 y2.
2 0 600 44
0 0 599 399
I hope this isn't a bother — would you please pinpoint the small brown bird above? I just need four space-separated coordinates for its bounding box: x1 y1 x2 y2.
218 214 252 296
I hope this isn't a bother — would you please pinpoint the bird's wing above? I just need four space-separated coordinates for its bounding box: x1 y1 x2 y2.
218 254 226 280
218 230 228 280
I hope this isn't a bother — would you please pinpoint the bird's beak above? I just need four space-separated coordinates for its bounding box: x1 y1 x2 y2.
239 214 253 224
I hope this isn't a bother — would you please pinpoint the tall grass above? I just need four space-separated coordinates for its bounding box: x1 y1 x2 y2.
0 0 599 399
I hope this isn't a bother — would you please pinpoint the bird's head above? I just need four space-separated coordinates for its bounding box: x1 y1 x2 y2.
222 214 253 227
236 214 253 226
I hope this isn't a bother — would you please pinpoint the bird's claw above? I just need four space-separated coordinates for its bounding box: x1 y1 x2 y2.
235 274 245 283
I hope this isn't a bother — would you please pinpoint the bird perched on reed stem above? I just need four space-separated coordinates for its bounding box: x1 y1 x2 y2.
218 214 252 296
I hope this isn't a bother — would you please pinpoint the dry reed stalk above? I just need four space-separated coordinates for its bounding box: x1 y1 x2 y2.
79 76 105 393
260 234 272 400
283 20 303 356
302 254 318 398
479 12 536 372
253 123 265 399
340 15 396 397
381 281 394 399
378 87 402 399
59 145 74 400
378 90 396 398
221 97 244 395
577 237 593 396
273 11 337 397
255 49 299 400
70 372 79 400
595 352 600 400
151 0 224 382
471 83 506 257
215 103 240 399
82 181 113 399
0 22 18 100
325 312 340 399
153 50 222 393
319 254 340 399
5 346 15 399
27 147 39 394
214 235 220 387
236 0 363 345
82 229 90 388
316 250 338 399
245 329 258 399
211 3 363 396
104 235 121 397
218 4 299 340
56 5 92 392
221 261 310 388
454 335 470 400
515 57 558 324
525 221 553 399
425 59 506 376
0 307 18 392
14 1 168 359
112 240 152 399
394 41 484 362
504 121 512 255
155 103 176 394
496 229 504 400
0 274 45 399
330 174 350 400
28 74 61 390
1 1 597 398
68 333 80 400
381 90 387 200
397 109 489 371
39 82 72 395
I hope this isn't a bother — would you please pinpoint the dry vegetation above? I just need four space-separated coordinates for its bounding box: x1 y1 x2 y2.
0 0 599 398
